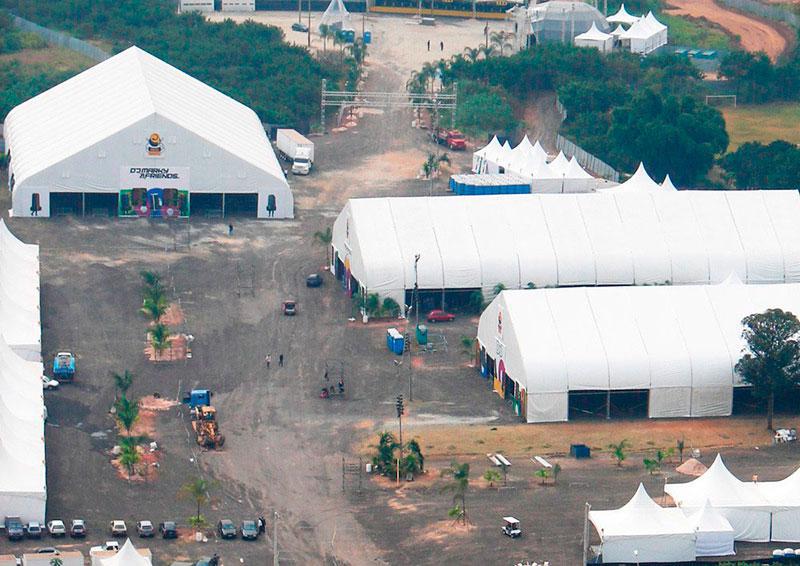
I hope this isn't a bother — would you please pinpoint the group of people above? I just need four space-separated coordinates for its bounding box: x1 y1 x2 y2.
426 40 444 51
264 353 284 368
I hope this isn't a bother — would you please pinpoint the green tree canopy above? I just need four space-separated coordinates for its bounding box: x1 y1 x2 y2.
720 141 800 189
736 308 800 430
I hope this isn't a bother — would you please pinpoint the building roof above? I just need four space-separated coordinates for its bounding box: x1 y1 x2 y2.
4 46 284 187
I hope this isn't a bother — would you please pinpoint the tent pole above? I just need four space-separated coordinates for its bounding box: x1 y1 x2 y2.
82 192 86 217
222 193 226 218
582 502 590 565
605 390 611 419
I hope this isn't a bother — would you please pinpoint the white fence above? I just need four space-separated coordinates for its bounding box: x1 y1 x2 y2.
557 134 620 183
11 14 111 62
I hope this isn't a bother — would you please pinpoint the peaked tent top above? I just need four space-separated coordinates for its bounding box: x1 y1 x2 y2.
566 156 592 179
666 454 772 509
661 174 678 191
607 3 640 25
610 24 627 36
474 136 501 158
575 21 613 41
718 272 744 286
99 539 152 566
319 0 353 30
547 151 570 176
688 500 735 533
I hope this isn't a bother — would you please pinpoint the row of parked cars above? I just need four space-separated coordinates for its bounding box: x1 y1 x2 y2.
3 517 177 541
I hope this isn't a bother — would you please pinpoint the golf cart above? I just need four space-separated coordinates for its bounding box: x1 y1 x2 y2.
502 516 522 538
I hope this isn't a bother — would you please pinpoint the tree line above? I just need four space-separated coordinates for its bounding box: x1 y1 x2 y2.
1 0 343 128
421 43 729 185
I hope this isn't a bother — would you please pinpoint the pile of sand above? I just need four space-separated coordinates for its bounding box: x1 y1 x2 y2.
676 458 708 477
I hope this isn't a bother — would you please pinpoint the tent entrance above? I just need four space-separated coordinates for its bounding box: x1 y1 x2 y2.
84 194 117 217
50 192 82 215
224 193 258 217
404 287 481 313
733 385 800 415
190 193 224 218
569 390 649 420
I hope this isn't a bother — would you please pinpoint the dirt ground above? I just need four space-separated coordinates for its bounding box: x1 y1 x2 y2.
665 0 791 61
0 12 797 566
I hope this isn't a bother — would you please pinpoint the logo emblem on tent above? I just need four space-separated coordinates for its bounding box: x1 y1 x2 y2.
147 132 164 156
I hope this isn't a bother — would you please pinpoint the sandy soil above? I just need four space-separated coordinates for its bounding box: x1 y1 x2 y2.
665 0 789 61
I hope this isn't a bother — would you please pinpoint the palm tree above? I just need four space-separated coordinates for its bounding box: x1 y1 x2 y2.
483 469 501 487
422 152 450 180
479 45 495 59
406 438 424 472
112 370 134 398
463 46 480 63
374 431 400 475
115 396 140 437
150 322 171 354
320 24 330 52
490 30 513 56
313 227 333 265
441 460 470 524
609 439 628 467
179 477 215 529
119 441 140 480
140 270 161 289
140 293 168 322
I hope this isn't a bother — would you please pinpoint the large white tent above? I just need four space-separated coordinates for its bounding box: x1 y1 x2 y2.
688 500 736 556
758 468 800 541
318 0 353 31
476 282 800 423
332 189 800 307
621 11 668 54
607 3 640 26
0 220 40 362
574 22 614 53
4 46 292 219
589 484 696 563
666 455 773 542
96 539 152 566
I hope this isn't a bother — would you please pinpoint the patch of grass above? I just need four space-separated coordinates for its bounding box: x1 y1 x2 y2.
722 102 800 151
0 46 94 74
660 14 734 51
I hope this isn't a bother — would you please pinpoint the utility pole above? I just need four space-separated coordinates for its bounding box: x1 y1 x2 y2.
396 394 404 484
307 0 312 48
484 23 489 48
298 0 302 23
273 511 279 566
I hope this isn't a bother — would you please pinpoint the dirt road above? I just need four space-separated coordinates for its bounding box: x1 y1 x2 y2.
665 0 789 61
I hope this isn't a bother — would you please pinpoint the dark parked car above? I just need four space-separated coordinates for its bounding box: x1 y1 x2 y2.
159 521 178 539
240 520 259 540
306 273 323 288
70 519 86 538
282 300 297 316
291 22 309 32
5 516 24 541
35 547 59 555
427 309 456 323
217 520 236 539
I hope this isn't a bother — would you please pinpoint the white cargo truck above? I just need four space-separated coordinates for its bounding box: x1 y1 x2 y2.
276 129 315 175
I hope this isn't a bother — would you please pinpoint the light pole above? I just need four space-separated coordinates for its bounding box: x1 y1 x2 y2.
395 395 405 484
273 511 279 566
298 0 302 23
307 0 312 48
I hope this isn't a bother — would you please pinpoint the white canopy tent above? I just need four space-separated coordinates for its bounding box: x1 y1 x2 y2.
610 24 627 38
688 500 735 556
472 136 502 173
600 162 665 193
318 0 353 31
666 455 773 542
332 189 800 306
589 484 696 563
97 539 152 566
621 11 668 54
662 174 678 191
756 468 800 541
607 3 640 26
476 282 800 423
566 156 592 179
574 22 614 53
0 220 40 362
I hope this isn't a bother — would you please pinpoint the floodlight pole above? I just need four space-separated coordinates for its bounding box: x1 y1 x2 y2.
308 0 312 48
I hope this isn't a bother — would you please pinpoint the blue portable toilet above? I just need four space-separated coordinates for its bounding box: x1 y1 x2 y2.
387 328 404 355
364 31 372 44
416 324 428 346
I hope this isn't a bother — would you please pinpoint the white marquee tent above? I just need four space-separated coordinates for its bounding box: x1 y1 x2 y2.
758 468 800 541
666 455 773 542
4 46 293 219
476 281 800 423
574 22 614 53
319 0 353 31
621 11 668 54
589 484 696 563
688 500 735 556
97 539 152 566
0 220 40 361
333 189 800 307
607 3 640 26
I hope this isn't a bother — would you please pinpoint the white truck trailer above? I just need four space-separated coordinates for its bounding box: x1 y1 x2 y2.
276 129 315 175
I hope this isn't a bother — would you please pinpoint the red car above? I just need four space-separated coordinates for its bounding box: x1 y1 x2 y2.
427 309 455 323
434 129 467 151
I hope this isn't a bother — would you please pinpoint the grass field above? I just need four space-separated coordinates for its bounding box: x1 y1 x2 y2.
660 13 735 51
0 46 94 74
722 102 800 150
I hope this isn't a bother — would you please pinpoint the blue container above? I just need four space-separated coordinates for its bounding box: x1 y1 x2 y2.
344 29 355 43
570 444 591 459
364 31 372 44
387 328 404 355
416 324 428 346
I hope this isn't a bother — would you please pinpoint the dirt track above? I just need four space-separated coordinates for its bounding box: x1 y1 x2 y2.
665 0 788 61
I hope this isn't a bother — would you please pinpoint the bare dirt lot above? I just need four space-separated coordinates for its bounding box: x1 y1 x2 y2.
665 0 791 61
1 12 798 566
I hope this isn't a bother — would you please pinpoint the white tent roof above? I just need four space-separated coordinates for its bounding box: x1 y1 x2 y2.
4 46 285 188
319 0 353 30
688 500 735 557
589 484 696 563
645 11 668 32
610 24 627 36
566 156 592 179
0 221 40 360
99 539 152 566
621 16 659 40
575 22 613 41
477 282 800 423
547 151 570 176
662 174 678 191
333 189 800 304
474 136 501 159
607 3 640 25
602 162 663 193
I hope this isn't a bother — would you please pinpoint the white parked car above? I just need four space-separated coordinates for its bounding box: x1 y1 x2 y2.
90 541 119 555
46 520 66 537
109 520 127 536
42 375 59 390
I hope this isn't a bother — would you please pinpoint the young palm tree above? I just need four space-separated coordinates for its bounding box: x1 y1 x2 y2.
112 370 134 398
140 270 163 293
406 438 424 472
441 461 470 524
490 30 513 56
422 152 451 180
463 46 480 63
119 442 140 480
179 477 215 528
609 439 628 467
313 227 333 265
150 322 171 354
115 396 140 437
140 293 168 322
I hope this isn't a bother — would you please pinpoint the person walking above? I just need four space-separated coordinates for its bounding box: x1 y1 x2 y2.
228 223 234 236
265 353 271 369
440 40 444 51
279 353 284 367
427 39 430 51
